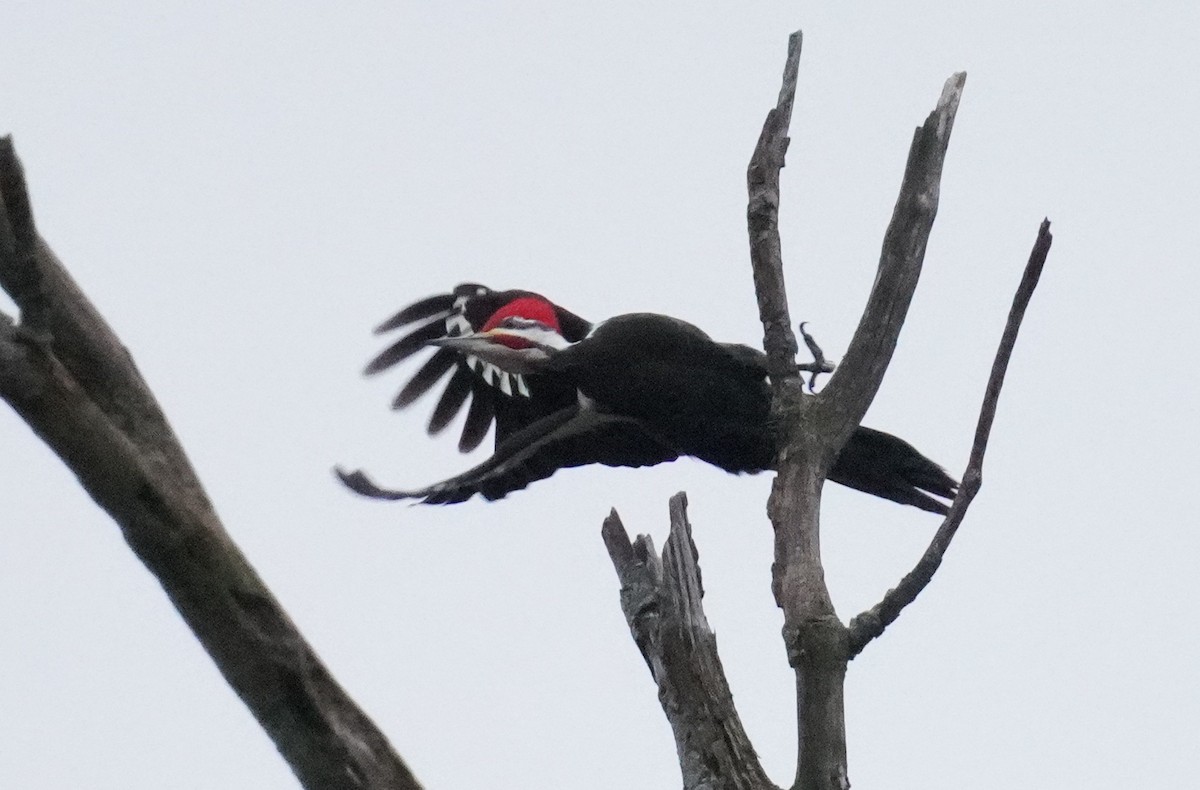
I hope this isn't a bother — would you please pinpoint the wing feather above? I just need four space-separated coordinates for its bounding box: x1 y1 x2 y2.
392 347 458 409
373 293 457 334
366 283 592 453
426 365 474 434
337 405 679 504
458 382 496 452
365 320 446 374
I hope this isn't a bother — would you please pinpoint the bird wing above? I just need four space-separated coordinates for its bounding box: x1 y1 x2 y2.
366 283 592 451
336 403 680 504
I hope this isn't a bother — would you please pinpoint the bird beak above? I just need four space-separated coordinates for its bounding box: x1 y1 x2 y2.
427 331 503 353
427 329 550 374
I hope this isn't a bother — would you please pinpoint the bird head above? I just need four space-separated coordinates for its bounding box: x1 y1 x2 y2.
428 296 571 373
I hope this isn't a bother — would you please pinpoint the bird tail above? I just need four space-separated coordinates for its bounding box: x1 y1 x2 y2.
829 426 958 515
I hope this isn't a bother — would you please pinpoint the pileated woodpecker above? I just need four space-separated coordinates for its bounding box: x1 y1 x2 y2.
339 284 957 514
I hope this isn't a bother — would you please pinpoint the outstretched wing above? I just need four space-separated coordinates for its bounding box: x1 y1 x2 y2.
337 404 680 504
366 283 592 451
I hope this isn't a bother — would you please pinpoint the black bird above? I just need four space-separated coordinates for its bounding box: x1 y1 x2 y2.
340 284 957 514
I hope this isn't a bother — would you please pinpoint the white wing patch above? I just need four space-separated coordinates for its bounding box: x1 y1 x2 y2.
446 312 472 337
473 360 529 398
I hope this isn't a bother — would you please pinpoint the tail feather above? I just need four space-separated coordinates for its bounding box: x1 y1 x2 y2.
830 427 958 515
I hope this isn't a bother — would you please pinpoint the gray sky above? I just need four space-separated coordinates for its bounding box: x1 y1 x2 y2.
2 3 1197 789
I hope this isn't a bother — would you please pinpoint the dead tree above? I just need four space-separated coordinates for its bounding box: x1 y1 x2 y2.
603 32 1050 790
0 31 1049 790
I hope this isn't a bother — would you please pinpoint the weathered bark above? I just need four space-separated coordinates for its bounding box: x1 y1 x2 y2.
744 26 963 786
745 47 848 785
0 137 419 790
601 33 1052 790
747 31 804 390
603 494 777 790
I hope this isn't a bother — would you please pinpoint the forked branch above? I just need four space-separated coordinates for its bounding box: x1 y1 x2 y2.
745 33 968 790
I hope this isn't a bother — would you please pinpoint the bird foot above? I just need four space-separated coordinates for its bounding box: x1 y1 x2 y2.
795 322 835 392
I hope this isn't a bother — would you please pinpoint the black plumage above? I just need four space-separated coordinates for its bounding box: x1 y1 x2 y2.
344 285 957 513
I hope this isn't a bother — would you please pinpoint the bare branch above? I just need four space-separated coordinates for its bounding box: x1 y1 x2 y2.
0 138 419 790
0 137 203 491
603 494 776 790
747 30 804 389
847 220 1053 657
0 138 45 318
814 73 967 439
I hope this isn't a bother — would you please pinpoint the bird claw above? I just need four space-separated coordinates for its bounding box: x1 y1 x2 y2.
795 322 835 393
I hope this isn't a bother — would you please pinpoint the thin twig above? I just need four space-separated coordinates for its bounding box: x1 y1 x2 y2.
847 219 1053 657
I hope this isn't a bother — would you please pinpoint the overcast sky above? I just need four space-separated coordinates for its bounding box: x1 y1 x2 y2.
2 3 1197 789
